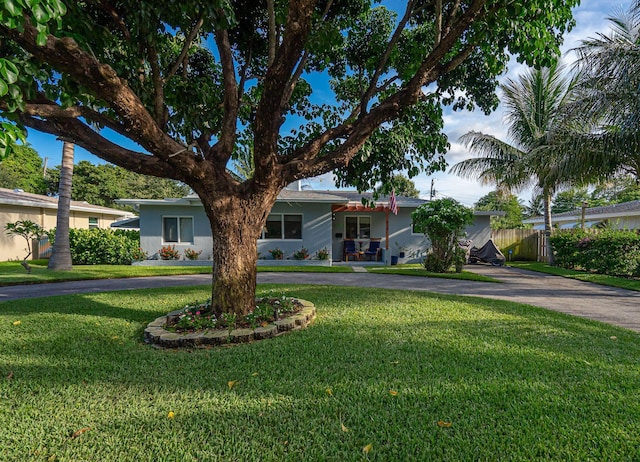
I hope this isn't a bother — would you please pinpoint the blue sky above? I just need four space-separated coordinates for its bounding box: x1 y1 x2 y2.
24 0 631 206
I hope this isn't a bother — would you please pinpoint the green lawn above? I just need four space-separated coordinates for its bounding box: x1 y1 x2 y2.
0 260 353 286
367 264 499 282
509 261 640 292
2 285 638 461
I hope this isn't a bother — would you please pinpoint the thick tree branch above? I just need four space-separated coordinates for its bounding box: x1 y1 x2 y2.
267 0 277 67
253 0 316 186
148 44 167 128
19 114 179 180
21 101 130 138
1 19 183 158
281 0 489 184
210 28 239 165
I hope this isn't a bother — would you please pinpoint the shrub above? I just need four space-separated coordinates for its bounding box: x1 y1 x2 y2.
412 198 474 273
184 248 202 260
550 229 640 277
292 247 310 260
269 248 284 260
159 245 180 260
66 228 143 265
315 248 330 260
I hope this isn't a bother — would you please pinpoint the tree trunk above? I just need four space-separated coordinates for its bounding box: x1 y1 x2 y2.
201 190 279 317
48 141 74 270
543 191 555 266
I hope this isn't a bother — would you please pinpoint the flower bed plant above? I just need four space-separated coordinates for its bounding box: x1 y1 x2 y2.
165 294 302 333
159 245 180 260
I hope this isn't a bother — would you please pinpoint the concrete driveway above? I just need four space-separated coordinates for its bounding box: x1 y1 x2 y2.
1 265 639 333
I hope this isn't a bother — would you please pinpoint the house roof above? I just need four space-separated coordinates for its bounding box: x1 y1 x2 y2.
523 200 640 224
117 189 503 215
0 187 132 217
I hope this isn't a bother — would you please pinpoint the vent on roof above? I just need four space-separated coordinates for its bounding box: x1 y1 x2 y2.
13 188 24 193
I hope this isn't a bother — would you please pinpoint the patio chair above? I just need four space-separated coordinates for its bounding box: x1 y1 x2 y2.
343 239 360 261
363 238 382 261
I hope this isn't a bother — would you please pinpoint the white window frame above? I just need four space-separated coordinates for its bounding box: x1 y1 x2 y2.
345 215 371 239
88 217 99 229
162 216 194 244
260 213 303 240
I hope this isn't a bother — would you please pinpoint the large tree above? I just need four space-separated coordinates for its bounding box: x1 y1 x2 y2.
474 190 525 229
0 0 579 315
450 64 582 264
0 142 46 193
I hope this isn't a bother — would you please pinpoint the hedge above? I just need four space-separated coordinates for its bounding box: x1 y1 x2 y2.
48 228 145 265
550 229 640 277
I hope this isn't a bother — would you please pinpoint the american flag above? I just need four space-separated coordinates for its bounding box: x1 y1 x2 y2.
388 190 398 215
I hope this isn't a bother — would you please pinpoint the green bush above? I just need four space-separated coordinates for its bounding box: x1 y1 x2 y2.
49 228 145 265
550 229 640 277
412 198 474 273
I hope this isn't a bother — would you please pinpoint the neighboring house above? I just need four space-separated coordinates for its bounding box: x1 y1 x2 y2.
523 200 640 230
0 187 133 262
118 189 497 263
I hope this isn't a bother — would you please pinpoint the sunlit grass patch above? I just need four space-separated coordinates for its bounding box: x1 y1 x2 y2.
1 285 638 460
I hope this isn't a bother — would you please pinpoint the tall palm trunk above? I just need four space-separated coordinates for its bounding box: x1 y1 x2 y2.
48 141 74 270
543 190 555 266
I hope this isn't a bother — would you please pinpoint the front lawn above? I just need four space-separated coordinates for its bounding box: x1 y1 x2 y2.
1 285 638 460
509 261 640 292
0 260 353 286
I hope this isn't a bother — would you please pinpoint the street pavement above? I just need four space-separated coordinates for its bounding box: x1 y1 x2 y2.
1 265 639 332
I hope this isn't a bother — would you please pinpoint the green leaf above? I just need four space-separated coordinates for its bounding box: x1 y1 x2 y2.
0 79 8 97
3 0 22 16
31 3 49 23
0 59 19 84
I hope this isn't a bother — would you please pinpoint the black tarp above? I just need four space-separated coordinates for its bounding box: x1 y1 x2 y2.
469 239 505 266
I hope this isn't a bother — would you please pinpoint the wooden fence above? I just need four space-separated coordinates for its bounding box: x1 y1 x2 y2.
492 229 548 262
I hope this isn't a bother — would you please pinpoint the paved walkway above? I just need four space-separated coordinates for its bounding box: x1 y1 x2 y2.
1 265 639 333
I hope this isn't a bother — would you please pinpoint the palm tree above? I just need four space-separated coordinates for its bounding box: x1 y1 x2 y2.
565 2 640 180
48 140 74 270
450 63 581 265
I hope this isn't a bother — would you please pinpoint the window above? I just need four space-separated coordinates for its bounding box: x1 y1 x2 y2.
262 214 302 239
163 216 194 243
345 216 371 239
88 217 99 229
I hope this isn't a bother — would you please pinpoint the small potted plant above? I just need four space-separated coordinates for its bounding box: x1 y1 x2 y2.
269 248 284 260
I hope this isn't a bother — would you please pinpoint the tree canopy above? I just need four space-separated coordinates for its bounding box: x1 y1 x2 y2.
0 0 580 314
474 190 525 229
0 143 46 193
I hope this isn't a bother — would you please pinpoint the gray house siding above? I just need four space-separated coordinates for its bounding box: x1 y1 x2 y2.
139 204 212 259
258 202 333 260
332 208 427 263
465 215 492 247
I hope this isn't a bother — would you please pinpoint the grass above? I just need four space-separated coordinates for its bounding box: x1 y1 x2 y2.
1 285 638 461
367 264 500 283
0 260 353 286
509 261 640 292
